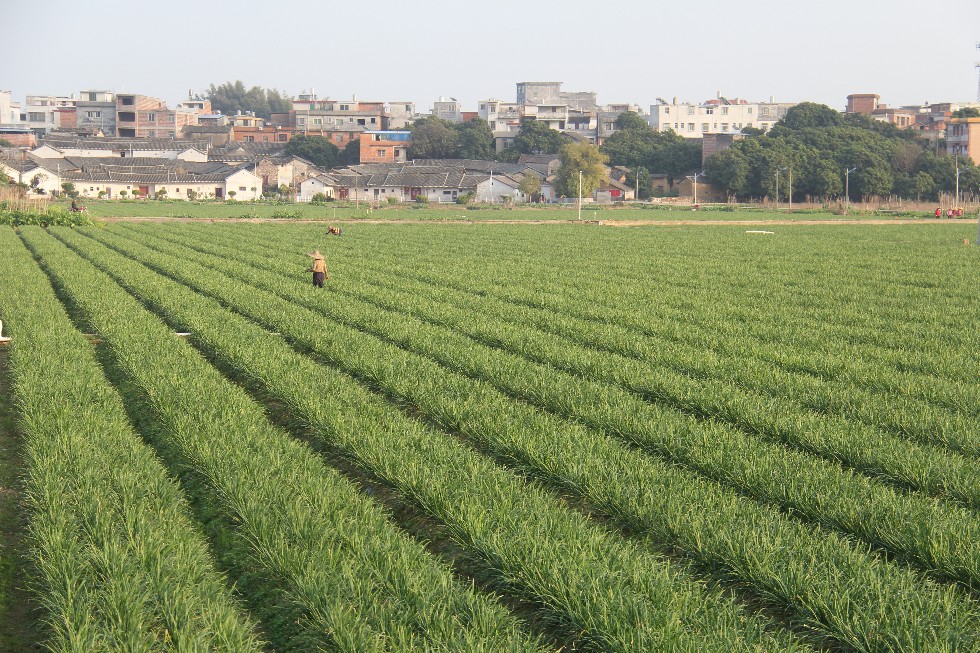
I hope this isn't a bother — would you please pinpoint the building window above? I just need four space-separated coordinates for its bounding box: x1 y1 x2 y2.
147 113 156 121
376 148 387 157
701 123 708 131
313 118 322 125
340 104 350 111
664 107 670 114
747 108 753 114
687 123 694 131
721 123 729 131
28 112 45 122
706 108 714 115
278 134 287 142
239 186 246 191
721 107 729 115
687 107 694 115
244 135 254 142
405 104 412 112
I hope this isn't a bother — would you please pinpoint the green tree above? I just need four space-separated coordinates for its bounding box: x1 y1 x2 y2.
517 173 542 201
504 120 572 160
457 118 494 160
337 138 361 165
704 148 749 197
207 80 291 120
408 116 460 159
799 156 843 199
284 134 339 169
601 113 701 188
779 102 843 130
555 142 607 198
952 107 980 119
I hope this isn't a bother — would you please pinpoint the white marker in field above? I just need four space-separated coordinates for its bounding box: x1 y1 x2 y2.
0 319 9 343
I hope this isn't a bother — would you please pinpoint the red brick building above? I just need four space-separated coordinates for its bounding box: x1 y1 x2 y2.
846 94 880 114
359 131 411 163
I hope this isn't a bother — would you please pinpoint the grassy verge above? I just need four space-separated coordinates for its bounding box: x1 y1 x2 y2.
49 199 958 222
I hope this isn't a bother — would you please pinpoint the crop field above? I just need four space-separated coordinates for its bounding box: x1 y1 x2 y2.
0 220 978 651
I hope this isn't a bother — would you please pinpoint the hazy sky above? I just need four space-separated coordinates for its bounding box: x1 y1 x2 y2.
5 0 979 112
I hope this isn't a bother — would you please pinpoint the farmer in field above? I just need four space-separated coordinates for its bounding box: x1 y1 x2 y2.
305 250 327 288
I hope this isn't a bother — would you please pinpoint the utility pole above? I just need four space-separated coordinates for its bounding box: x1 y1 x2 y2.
577 169 582 220
845 167 857 211
955 159 963 207
685 172 702 206
787 166 793 211
774 168 780 210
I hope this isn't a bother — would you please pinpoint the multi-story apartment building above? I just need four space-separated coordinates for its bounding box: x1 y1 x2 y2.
648 96 795 139
291 95 386 133
432 98 463 123
115 93 200 138
0 91 20 127
76 90 116 135
22 94 76 133
517 82 562 106
386 101 416 129
478 99 521 131
947 117 980 165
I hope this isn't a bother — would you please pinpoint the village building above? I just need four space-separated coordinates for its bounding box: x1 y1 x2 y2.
0 155 261 201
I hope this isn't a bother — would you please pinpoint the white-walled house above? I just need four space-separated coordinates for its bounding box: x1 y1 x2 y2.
298 175 336 202
1 155 261 200
647 96 797 139
33 137 212 160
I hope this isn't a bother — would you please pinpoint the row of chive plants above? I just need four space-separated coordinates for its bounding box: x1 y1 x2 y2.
141 223 980 510
75 224 980 652
166 222 980 456
176 221 980 422
0 228 264 651
109 224 980 589
377 222 978 357
381 222 979 380
18 226 547 653
279 221 967 350
311 222 979 386
311 244 980 453
51 228 811 653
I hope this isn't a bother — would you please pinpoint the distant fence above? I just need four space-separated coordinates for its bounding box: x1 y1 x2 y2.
0 186 51 213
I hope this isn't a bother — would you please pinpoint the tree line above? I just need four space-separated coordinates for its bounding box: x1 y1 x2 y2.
703 103 980 202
